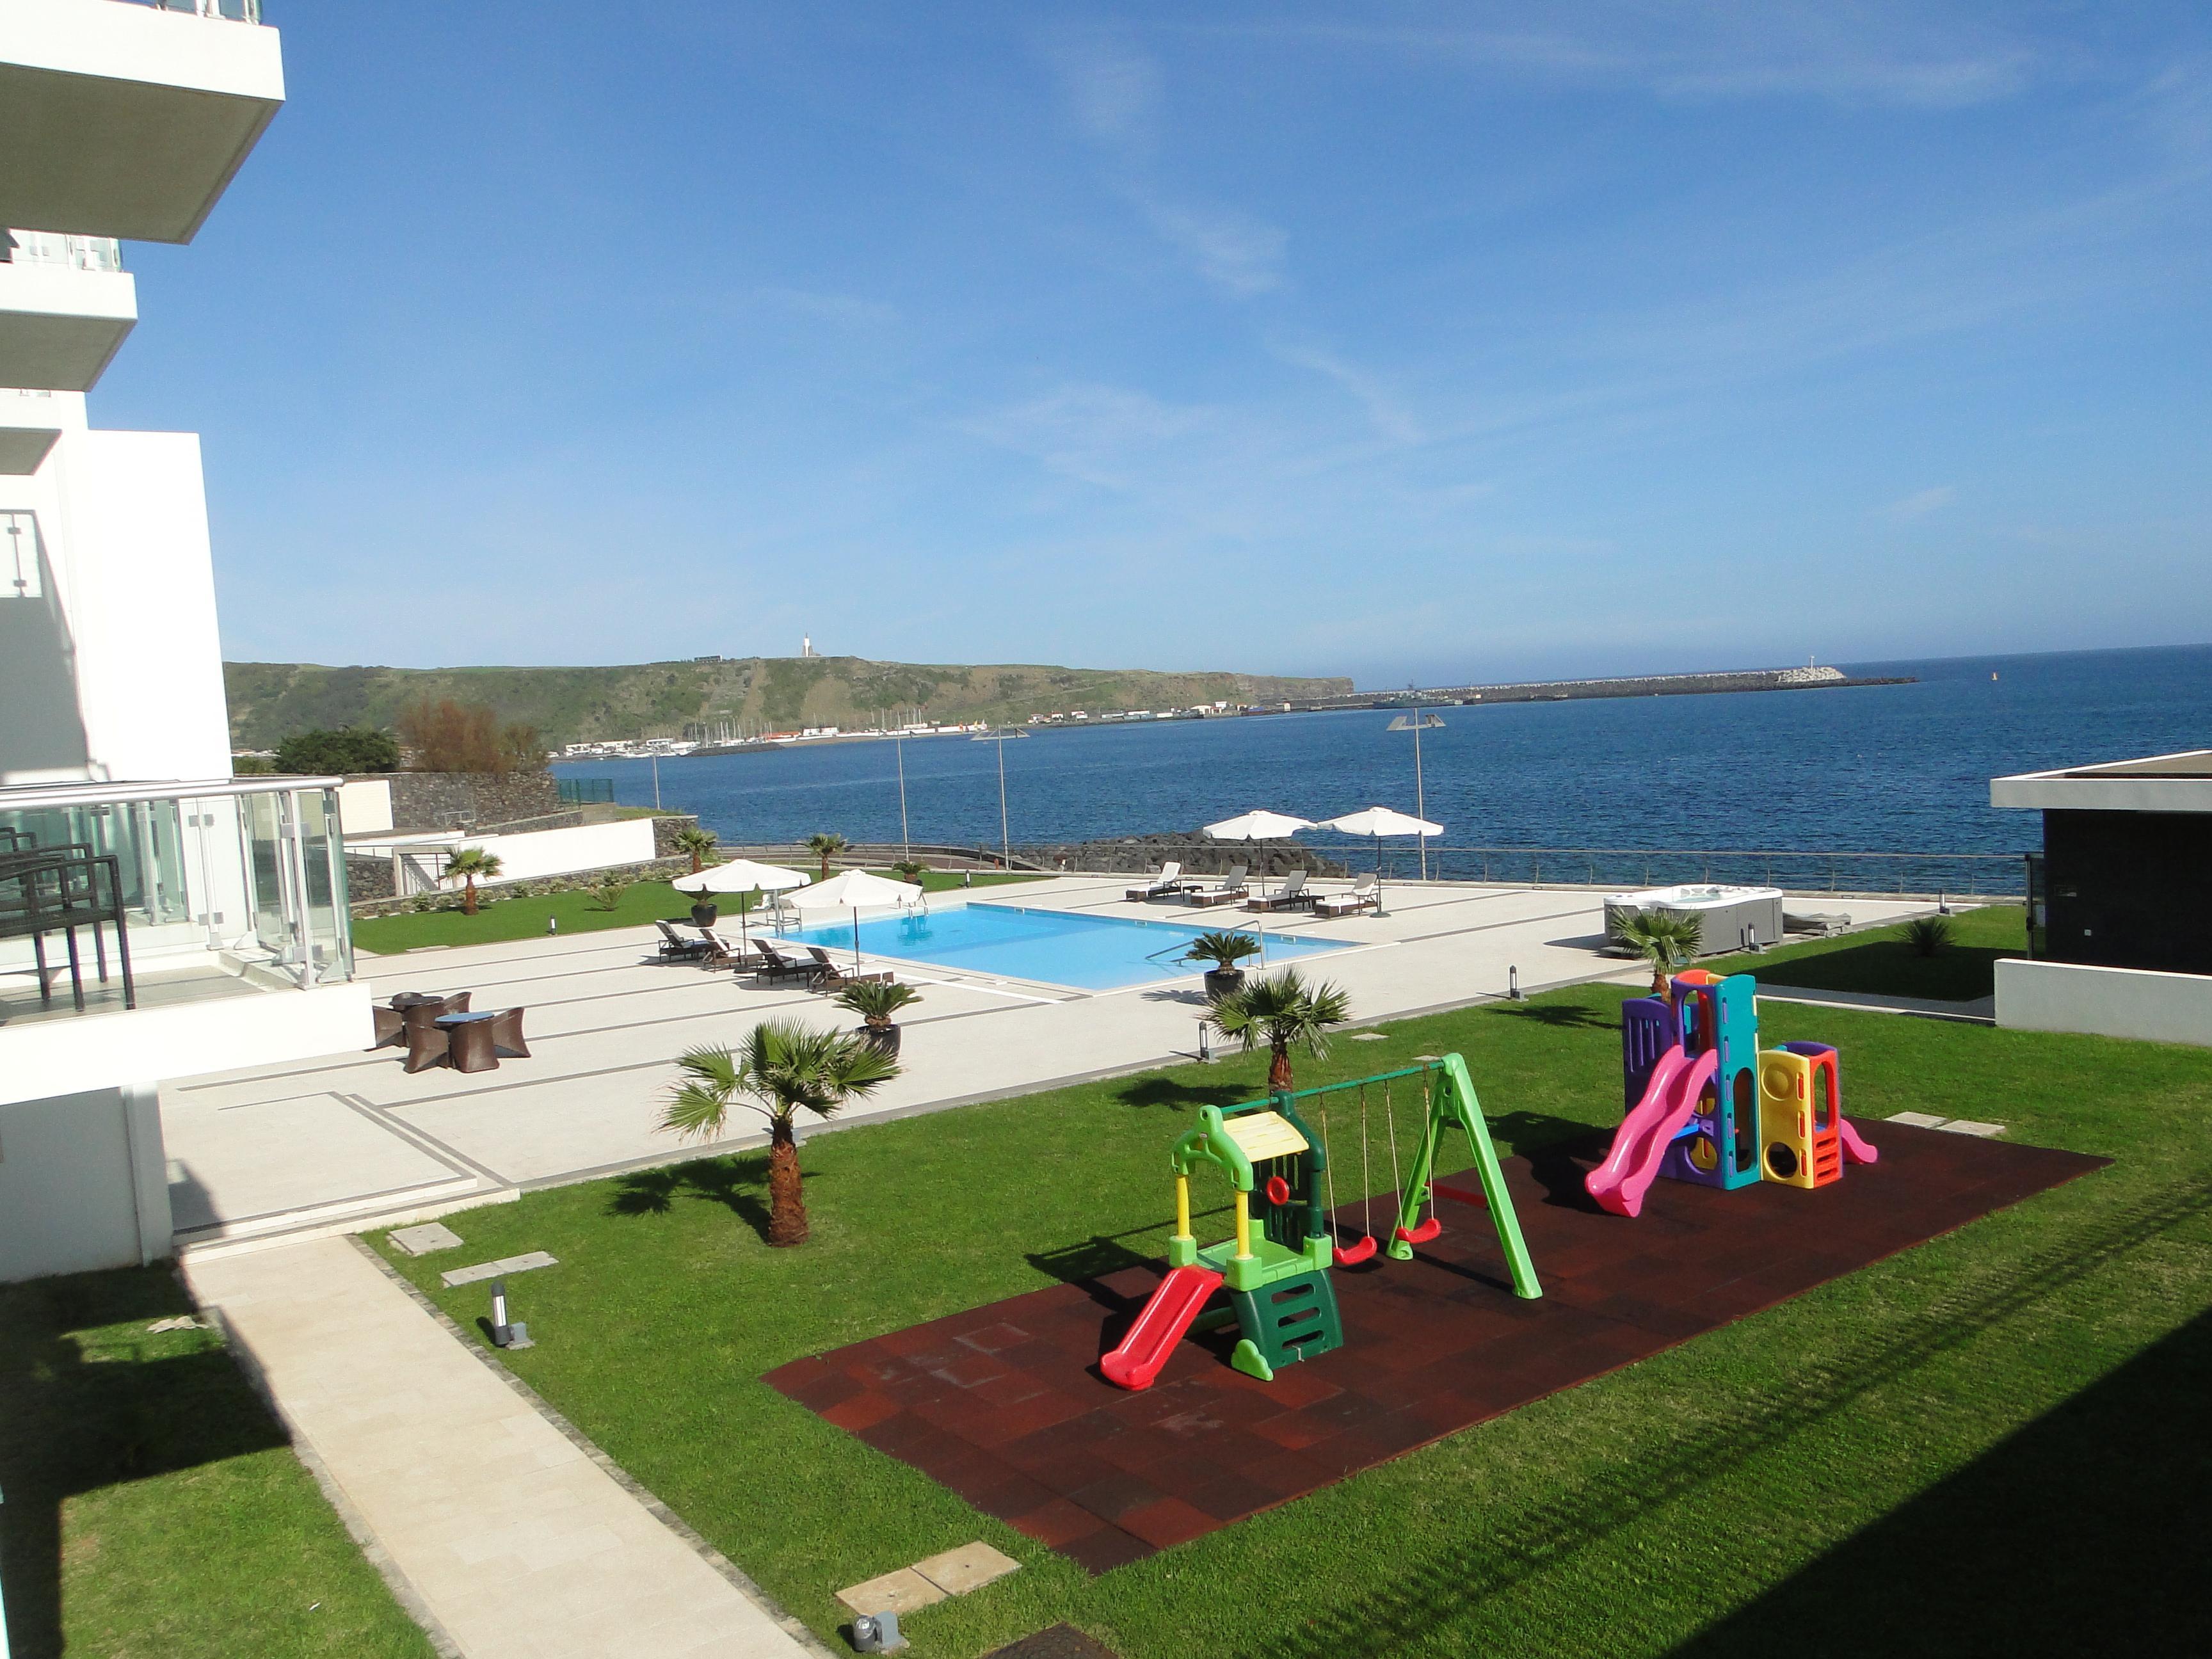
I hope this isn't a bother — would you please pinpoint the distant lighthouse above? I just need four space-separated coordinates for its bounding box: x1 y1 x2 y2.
803 634 812 658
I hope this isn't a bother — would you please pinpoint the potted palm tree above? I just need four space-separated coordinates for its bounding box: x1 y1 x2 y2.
1209 966 1352 1092
442 846 502 916
1183 929 1260 999
891 859 927 887
835 979 924 1056
659 1020 898 1247
806 831 849 881
1610 908 1705 997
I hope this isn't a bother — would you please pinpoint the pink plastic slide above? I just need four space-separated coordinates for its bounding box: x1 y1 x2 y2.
1586 1046 1720 1218
1100 1265 1224 1391
1836 1114 1880 1166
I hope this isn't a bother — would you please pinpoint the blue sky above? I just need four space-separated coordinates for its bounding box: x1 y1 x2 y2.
99 1 2212 687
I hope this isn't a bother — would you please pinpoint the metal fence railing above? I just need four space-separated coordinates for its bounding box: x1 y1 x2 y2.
112 0 262 22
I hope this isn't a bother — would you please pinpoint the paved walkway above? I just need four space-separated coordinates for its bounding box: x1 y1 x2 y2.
188 1237 821 1659
163 878 1945 1249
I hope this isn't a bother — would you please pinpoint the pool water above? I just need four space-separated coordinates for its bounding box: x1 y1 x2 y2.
780 902 1350 991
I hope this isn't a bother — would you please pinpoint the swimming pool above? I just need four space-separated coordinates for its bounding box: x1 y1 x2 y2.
779 902 1350 991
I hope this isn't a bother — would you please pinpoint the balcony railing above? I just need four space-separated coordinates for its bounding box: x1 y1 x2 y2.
3 230 125 273
108 0 263 22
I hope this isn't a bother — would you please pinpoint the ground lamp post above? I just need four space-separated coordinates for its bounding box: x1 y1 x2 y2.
1385 712 1443 879
894 735 911 865
993 730 1011 869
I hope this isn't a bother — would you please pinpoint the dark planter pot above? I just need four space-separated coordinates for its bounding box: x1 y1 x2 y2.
690 902 719 927
1203 967 1246 1000
860 1023 902 1057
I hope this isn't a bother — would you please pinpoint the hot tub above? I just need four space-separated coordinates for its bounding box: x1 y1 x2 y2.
1603 885 1786 956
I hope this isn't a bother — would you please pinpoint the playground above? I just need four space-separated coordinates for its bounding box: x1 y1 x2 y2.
369 978 2212 1657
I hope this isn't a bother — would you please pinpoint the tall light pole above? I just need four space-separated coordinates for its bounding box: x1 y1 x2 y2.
1386 712 1442 879
995 730 1011 869
894 735 911 865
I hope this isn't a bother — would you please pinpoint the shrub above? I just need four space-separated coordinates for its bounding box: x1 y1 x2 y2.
274 725 400 774
1905 915 1955 958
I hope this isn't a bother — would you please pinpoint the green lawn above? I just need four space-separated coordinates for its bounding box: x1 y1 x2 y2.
375 976 2212 1657
351 870 1043 954
0 1268 437 1659
1701 902 2026 1002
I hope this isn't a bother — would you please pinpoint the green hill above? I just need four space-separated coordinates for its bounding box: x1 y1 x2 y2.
223 657 1353 750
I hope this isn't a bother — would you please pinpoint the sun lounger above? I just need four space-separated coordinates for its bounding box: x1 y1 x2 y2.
801 945 893 991
696 927 768 972
654 920 713 962
1241 870 1311 912
1311 873 1382 918
1125 862 1189 902
752 940 818 986
1183 866 1248 908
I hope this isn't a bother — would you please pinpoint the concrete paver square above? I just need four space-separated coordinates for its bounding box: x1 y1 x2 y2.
835 1566 947 1617
1886 1112 1950 1128
913 1539 1022 1595
1939 1119 2007 1138
390 1221 465 1254
442 1250 559 1287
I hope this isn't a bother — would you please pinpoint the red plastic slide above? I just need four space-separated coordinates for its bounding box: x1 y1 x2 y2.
1585 1046 1719 1219
1100 1265 1224 1391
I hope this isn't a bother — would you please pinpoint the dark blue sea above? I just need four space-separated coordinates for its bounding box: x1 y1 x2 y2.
557 645 2212 894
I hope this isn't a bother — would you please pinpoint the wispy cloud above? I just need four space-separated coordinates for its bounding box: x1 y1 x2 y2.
1139 200 1286 296
1883 485 1957 520
755 286 899 328
1198 3 2044 110
1272 342 1423 444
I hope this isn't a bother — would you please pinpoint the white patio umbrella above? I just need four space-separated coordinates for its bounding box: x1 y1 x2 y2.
787 868 924 970
1205 810 1315 959
1317 806 1443 917
673 858 808 951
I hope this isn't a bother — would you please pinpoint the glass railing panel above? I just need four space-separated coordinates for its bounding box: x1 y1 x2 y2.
2 231 125 274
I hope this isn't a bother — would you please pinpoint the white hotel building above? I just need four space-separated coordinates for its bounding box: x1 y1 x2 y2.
1 0 370 1282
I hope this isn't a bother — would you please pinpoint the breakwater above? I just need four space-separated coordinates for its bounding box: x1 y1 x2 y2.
1285 664 1912 712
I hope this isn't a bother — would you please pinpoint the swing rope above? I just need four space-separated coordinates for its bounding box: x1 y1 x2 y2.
1396 1068 1446 1245
1322 1084 1378 1267
1359 1084 1374 1240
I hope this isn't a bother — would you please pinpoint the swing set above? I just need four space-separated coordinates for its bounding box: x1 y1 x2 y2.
1101 1054 1540 1391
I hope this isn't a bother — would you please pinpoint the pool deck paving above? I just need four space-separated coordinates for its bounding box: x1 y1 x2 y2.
163 876 1943 1254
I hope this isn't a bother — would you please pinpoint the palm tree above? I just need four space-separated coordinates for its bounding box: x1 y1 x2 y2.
1611 908 1704 996
1210 967 1352 1093
835 979 924 1055
660 1020 899 1246
890 860 927 887
673 824 718 874
442 846 502 916
806 831 849 881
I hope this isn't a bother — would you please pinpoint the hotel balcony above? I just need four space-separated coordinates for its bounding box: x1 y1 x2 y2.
0 388 73 474
0 0 285 245
0 775 373 1108
0 229 137 391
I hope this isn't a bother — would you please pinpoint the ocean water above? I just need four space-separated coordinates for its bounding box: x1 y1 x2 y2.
558 645 2212 882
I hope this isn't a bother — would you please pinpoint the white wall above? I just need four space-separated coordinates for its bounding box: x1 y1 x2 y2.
336 775 394 834
356 818 658 894
1995 958 2212 1048
0 980 374 1107
0 424 232 785
0 1082 170 1282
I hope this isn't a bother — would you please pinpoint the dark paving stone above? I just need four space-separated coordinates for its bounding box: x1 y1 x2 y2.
765 1125 2104 1572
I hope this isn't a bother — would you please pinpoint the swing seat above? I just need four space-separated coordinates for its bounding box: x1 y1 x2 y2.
1331 1234 1377 1267
1395 1217 1443 1246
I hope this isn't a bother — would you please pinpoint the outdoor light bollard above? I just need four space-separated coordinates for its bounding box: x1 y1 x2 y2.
1508 965 1522 1001
489 1280 534 1350
852 1610 905 1653
547 915 558 935
1197 1018 1213 1062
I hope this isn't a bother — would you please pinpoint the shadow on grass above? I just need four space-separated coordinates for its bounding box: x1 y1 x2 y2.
607 1153 776 1240
1495 1000 1618 1030
0 1269 294 1659
1720 940 2015 1004
1230 1180 2212 1659
1114 1077 1253 1112
1673 1304 2212 1657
